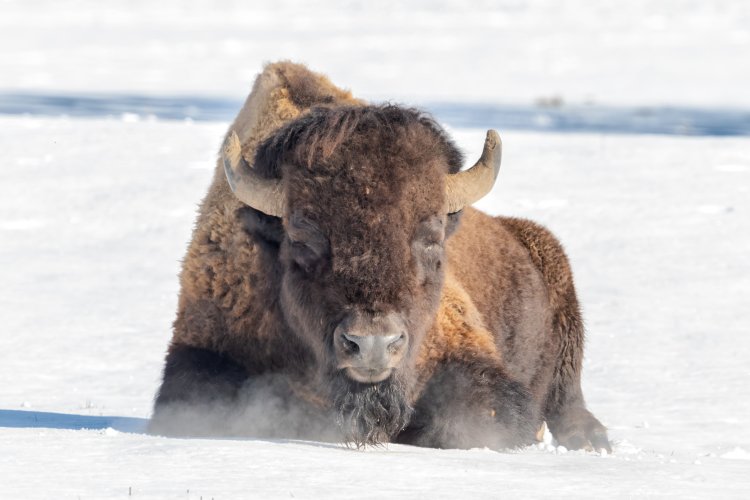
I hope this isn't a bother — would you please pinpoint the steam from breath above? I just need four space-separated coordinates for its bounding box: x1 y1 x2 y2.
148 367 541 450
149 374 340 442
149 371 414 447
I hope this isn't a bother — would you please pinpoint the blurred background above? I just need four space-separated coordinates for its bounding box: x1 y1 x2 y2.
2 0 749 133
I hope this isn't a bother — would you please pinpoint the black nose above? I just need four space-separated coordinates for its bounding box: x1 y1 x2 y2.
339 332 405 368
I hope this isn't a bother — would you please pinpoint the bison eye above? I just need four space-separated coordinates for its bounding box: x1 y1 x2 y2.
290 240 324 274
286 213 329 274
413 238 444 285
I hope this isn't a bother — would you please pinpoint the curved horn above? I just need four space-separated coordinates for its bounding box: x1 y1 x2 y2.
222 131 286 218
444 130 502 213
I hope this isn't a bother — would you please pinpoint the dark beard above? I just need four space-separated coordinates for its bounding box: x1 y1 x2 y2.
332 371 413 447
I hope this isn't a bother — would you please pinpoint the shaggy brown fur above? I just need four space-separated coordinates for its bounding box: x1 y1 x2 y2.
149 61 609 452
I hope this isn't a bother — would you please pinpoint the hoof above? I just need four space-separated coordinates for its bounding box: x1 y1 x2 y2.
551 407 611 453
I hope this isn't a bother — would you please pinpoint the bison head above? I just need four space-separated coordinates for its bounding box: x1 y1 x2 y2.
223 105 501 445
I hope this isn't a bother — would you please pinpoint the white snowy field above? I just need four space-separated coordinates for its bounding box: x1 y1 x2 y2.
2 0 750 107
1 115 749 498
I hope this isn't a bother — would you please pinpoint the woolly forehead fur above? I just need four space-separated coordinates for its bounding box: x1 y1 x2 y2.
252 105 464 308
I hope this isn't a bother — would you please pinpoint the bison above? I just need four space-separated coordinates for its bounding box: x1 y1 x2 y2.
149 61 610 452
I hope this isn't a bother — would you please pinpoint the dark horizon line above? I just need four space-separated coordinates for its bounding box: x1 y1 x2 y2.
1 91 749 137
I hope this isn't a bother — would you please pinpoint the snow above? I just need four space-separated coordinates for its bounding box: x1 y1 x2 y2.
2 117 749 497
722 448 750 461
2 0 750 497
2 0 750 108
8 427 744 500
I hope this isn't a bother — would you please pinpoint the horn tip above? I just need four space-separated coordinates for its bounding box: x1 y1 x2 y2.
485 129 501 151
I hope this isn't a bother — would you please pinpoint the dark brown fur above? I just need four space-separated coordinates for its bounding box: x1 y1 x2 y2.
149 61 609 452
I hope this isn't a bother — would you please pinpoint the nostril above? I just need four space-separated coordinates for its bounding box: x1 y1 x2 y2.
341 332 361 354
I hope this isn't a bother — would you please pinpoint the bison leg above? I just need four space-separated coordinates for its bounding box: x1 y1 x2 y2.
500 217 611 452
148 344 249 437
544 286 611 453
396 360 540 449
150 344 338 440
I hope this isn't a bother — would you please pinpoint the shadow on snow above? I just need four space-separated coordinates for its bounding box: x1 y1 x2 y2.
0 409 149 433
0 409 347 449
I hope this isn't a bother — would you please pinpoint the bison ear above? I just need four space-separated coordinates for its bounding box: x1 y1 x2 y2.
237 206 284 248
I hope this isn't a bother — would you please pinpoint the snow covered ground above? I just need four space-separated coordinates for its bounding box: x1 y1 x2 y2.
2 117 749 498
2 1 750 498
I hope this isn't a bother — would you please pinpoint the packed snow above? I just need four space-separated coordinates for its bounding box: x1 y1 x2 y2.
1 0 750 498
